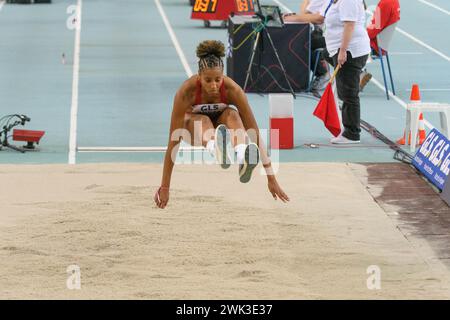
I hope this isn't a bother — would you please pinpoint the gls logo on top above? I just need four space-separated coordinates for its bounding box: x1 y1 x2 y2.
413 129 450 190
201 104 219 112
191 103 227 115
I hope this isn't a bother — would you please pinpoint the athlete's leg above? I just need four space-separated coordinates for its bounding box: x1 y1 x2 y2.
216 108 259 182
216 108 247 147
184 113 228 166
184 113 215 147
216 108 250 163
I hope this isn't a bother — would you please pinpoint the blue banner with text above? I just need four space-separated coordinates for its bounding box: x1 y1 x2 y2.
412 129 450 191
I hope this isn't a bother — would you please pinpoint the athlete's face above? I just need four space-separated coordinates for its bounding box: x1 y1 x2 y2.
199 67 224 97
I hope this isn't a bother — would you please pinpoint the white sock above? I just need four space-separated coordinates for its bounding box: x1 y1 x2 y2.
234 144 247 164
206 140 215 156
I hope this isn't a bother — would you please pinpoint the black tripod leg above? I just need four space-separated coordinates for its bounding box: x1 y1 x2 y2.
265 30 296 98
244 32 261 92
5 144 25 153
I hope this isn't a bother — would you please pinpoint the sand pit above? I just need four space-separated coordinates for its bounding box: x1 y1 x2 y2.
1 163 449 299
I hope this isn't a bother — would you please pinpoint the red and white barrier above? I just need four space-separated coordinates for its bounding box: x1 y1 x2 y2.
269 94 294 149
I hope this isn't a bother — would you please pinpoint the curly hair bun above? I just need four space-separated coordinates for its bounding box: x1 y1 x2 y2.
196 40 225 59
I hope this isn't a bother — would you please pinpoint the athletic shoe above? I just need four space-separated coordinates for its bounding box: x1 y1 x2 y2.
330 135 360 144
311 72 330 93
215 124 232 169
359 71 372 92
239 143 260 183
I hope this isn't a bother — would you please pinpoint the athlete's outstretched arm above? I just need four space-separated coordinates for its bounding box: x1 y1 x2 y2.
155 86 190 209
228 81 290 202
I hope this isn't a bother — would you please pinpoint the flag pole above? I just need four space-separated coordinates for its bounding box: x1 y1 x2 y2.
329 65 340 84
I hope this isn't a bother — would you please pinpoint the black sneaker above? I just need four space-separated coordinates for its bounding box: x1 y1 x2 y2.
215 124 232 169
239 143 260 183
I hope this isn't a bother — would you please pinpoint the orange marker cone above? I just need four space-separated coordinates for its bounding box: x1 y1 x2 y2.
397 131 410 146
418 112 426 145
410 84 421 102
397 84 424 145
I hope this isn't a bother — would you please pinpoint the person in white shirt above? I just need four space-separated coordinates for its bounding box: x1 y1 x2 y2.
321 0 370 144
286 0 370 144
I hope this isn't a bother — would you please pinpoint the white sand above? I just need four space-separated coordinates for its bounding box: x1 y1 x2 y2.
0 162 449 299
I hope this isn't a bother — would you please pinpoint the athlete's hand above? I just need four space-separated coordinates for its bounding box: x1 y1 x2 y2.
154 187 170 209
267 177 290 202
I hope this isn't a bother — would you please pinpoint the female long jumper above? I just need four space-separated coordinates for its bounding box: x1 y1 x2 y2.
154 40 289 209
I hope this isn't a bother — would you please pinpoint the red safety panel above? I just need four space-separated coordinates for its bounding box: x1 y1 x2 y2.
270 118 294 149
12 129 45 143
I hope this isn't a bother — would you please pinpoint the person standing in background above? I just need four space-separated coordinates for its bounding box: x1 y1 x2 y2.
320 0 371 144
284 0 370 144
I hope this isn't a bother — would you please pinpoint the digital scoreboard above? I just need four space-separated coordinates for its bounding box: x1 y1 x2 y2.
191 0 255 21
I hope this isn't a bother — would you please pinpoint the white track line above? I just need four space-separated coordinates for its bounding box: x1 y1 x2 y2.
68 0 82 165
155 0 193 77
395 27 450 63
389 52 423 55
418 0 450 16
78 146 205 153
0 1 5 12
76 0 193 156
369 77 407 109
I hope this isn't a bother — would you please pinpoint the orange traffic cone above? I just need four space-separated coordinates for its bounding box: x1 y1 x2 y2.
397 84 424 145
410 84 421 102
418 112 426 145
397 131 411 146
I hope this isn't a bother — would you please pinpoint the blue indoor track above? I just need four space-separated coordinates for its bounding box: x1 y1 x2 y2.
0 0 449 164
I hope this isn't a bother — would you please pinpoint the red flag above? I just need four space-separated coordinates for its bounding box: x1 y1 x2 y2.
313 82 341 137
